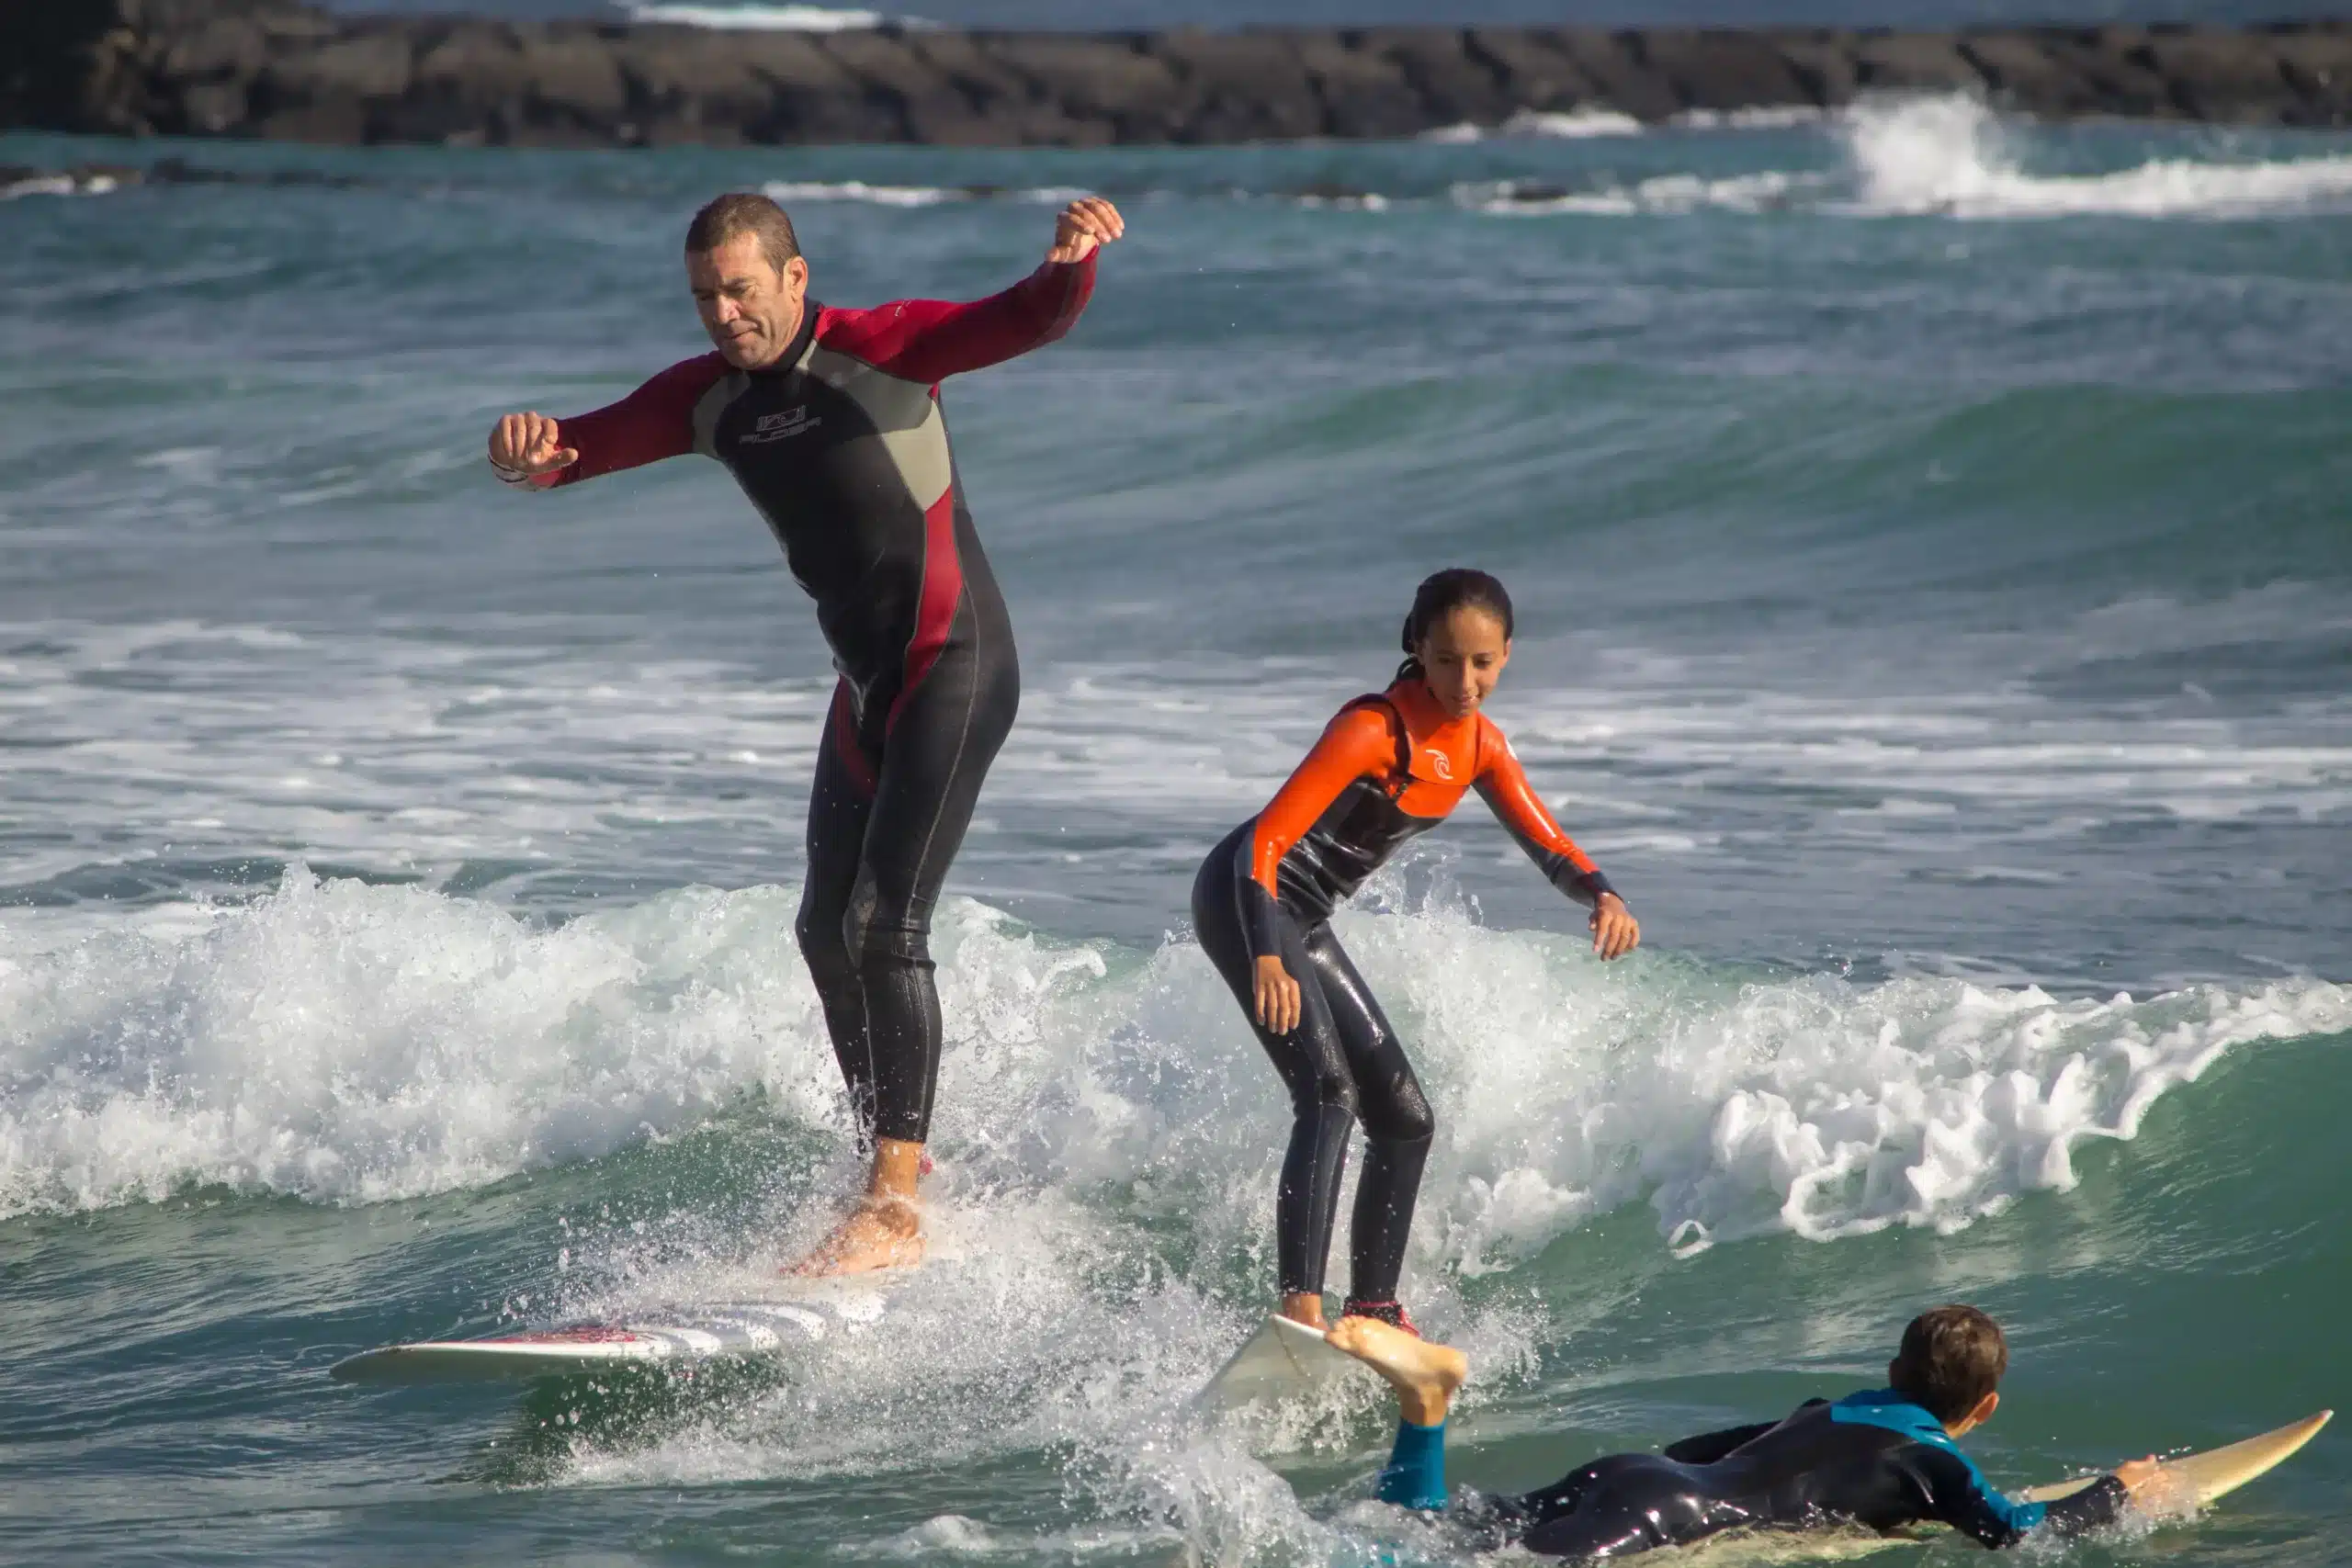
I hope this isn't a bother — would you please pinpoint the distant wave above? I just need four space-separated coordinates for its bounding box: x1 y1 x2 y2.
1421 107 1645 143
1454 95 2352 220
1678 104 1830 130
762 179 1082 207
619 2 927 28
1457 170 1818 216
1839 93 2352 219
1 170 127 201
1427 104 1828 143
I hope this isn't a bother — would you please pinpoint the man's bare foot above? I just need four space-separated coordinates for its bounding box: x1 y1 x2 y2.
1328 1315 1468 1427
784 1195 923 1277
1280 1292 1328 1330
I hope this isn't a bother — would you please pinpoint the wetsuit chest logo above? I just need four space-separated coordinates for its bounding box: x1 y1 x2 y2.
743 405 822 445
1423 749 1454 782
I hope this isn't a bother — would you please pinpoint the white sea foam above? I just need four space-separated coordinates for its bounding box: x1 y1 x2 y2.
1838 92 2352 219
1677 104 1830 131
1445 94 2352 221
0 868 840 1217
1 173 120 201
8 862 2339 1537
621 2 924 29
1424 107 1648 143
2 610 2346 970
763 178 960 207
1460 170 1813 217
6 864 2342 1258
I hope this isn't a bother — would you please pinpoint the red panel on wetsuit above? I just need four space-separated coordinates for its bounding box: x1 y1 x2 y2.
888 488 964 732
535 353 729 489
810 254 1096 387
827 681 878 796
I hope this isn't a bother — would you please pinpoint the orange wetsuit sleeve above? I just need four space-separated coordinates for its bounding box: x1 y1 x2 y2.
1474 722 1620 909
1238 705 1397 959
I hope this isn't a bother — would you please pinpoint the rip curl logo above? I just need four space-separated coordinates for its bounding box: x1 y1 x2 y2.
1425 749 1453 781
743 406 820 445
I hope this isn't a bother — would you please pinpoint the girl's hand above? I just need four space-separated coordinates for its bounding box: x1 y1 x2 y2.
1590 893 1640 960
1254 954 1302 1033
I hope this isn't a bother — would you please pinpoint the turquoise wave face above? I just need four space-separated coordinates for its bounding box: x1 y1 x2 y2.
1 100 2347 1565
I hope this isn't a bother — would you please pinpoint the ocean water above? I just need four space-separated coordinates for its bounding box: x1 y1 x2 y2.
3 94 2349 1567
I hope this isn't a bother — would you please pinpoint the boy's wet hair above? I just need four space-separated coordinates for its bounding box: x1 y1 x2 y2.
1889 1304 2009 1423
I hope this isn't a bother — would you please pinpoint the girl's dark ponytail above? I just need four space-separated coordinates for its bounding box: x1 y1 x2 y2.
1395 569 1515 682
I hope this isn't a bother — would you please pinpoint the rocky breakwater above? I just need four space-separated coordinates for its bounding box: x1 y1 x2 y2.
7 0 2352 149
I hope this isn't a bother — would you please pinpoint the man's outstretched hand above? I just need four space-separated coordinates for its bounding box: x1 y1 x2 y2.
1047 197 1125 264
488 412 578 481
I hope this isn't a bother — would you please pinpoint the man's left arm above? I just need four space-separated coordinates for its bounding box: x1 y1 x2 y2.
819 197 1123 383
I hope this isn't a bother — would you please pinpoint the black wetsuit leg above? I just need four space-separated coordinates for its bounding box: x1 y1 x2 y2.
1515 1455 1750 1560
1299 924 1433 1303
796 603 1018 1146
1192 827 1435 1301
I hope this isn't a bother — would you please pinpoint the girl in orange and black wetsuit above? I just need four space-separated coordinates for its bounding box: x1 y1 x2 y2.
1191 570 1641 1334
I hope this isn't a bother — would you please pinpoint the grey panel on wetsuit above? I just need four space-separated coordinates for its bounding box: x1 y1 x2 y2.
805 344 954 508
691 371 746 459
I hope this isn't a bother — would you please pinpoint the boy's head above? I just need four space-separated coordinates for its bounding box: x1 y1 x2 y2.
1889 1305 2008 1429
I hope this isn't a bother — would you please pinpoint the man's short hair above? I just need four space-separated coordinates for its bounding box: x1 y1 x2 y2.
1889 1304 2009 1423
684 193 801 276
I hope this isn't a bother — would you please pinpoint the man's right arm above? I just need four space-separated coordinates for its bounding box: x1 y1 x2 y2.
487 354 726 490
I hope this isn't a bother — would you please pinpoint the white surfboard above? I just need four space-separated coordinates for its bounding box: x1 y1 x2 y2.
1194 1314 1379 1411
2019 1408 2331 1507
330 1290 888 1385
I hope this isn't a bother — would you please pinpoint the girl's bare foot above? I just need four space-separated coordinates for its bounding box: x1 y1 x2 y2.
785 1195 923 1277
1327 1315 1468 1427
1279 1292 1327 1330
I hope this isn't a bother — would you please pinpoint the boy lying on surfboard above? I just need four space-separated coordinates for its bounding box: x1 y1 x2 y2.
1328 1303 2166 1558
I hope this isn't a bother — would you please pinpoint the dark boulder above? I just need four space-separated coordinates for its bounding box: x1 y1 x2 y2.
1852 33 1984 94
1149 30 1321 143
1357 28 1518 127
1773 31 1861 107
1552 30 1683 121
982 36 1180 143
1284 34 1420 140
6 4 2347 150
1463 30 1605 116
1637 30 1816 112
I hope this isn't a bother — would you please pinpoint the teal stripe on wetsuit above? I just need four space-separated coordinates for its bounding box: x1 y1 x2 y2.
1828 1389 2048 1534
1376 1420 1449 1510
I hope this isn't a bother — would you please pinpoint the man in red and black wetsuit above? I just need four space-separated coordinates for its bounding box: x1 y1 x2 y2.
486 191 1125 1274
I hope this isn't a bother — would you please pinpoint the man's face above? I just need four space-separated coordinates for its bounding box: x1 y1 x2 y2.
686 233 808 370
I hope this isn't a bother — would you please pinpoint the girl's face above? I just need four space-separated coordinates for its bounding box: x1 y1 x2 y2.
1416 605 1511 719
